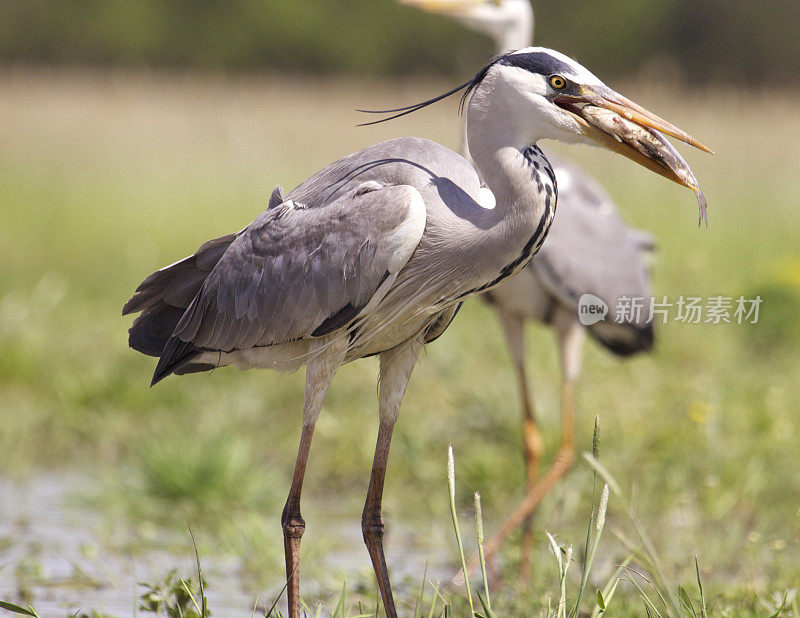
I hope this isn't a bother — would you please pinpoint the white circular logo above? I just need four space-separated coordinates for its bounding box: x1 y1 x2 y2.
577 294 608 326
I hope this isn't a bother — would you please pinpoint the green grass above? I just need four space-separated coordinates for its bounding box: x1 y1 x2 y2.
1 67 799 613
3 436 763 617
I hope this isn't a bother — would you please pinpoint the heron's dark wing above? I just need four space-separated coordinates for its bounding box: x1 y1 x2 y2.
171 183 426 353
122 183 289 360
123 232 239 357
123 233 238 316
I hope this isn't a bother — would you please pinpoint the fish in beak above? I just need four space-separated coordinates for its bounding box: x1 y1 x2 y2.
554 85 714 226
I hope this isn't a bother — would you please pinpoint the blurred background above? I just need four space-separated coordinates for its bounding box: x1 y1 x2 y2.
2 0 800 82
0 1 799 616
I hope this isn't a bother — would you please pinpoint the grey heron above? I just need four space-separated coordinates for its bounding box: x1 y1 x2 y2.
123 47 708 618
403 0 668 579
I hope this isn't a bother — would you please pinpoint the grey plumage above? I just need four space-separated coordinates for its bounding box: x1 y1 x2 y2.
124 233 236 359
527 156 655 354
124 136 554 384
175 187 409 348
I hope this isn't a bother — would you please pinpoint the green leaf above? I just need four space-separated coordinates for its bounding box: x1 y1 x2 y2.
0 602 39 617
476 591 497 618
678 585 696 616
694 557 707 618
596 590 606 611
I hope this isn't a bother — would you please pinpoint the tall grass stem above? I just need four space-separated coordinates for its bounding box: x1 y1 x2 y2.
447 445 474 616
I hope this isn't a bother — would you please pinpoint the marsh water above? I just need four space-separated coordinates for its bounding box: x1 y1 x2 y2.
0 473 453 617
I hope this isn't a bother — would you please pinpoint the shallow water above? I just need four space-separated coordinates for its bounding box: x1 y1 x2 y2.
0 473 453 617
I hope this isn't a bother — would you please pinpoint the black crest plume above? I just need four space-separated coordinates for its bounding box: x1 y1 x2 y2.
357 55 505 126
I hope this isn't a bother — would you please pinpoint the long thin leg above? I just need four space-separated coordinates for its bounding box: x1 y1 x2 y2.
497 311 543 583
282 336 347 618
363 337 422 618
457 309 584 583
484 309 584 559
363 418 398 616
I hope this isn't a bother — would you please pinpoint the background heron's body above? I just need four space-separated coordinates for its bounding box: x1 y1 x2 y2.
489 156 654 354
464 152 656 581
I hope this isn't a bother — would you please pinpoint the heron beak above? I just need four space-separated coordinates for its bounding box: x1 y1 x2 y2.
554 85 713 190
399 0 486 15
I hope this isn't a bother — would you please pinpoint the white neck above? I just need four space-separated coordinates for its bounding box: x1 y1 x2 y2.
466 72 544 209
454 1 534 54
463 76 556 283
495 6 533 53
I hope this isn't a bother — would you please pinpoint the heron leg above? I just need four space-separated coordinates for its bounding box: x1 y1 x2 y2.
282 336 347 618
519 380 543 582
363 337 422 618
479 310 584 569
497 311 543 583
456 310 583 585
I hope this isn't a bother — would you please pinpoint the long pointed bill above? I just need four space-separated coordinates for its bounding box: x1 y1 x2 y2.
554 85 713 226
399 0 484 14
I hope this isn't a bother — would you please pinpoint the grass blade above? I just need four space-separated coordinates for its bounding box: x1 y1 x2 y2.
331 581 346 618
413 563 429 618
188 528 207 617
694 557 707 618
265 563 296 617
0 602 39 617
447 446 474 616
573 483 609 616
623 570 662 617
474 492 491 613
580 453 622 497
476 591 497 618
180 579 203 616
546 532 572 618
427 580 443 618
678 586 696 616
590 556 632 618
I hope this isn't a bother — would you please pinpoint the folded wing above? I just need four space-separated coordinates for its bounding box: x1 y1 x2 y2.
125 182 426 384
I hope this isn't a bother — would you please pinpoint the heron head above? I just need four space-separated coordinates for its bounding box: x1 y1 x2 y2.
475 48 713 194
400 0 533 51
358 46 712 223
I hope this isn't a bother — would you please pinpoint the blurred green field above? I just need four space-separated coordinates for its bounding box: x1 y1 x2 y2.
1 66 799 614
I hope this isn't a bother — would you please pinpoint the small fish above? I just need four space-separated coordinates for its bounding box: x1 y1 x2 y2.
582 105 708 227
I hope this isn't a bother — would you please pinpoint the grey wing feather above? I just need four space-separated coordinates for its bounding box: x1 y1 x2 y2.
268 185 284 209
127 137 474 383
172 184 425 352
123 232 239 357
122 235 234 315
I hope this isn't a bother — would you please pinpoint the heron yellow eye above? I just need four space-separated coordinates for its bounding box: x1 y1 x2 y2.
549 75 567 90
